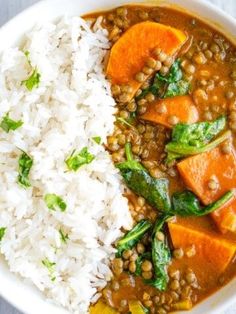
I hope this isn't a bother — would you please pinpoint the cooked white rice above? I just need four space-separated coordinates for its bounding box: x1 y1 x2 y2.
0 16 132 313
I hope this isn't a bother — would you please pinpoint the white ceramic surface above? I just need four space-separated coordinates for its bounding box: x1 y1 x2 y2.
0 1 235 313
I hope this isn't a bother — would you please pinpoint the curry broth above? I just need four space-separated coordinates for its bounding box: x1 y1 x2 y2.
85 5 236 314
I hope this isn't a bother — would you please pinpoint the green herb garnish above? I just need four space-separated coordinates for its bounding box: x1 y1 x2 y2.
22 68 41 91
59 228 69 243
65 147 95 171
116 220 152 257
42 258 56 281
22 51 40 91
0 227 6 241
0 113 23 133
92 136 101 144
17 151 33 188
44 194 67 212
24 50 31 65
165 115 229 163
116 143 171 211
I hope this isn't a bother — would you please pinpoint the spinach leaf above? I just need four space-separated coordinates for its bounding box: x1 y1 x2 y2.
17 151 33 188
136 59 190 101
0 113 23 133
116 220 152 257
116 143 171 211
165 116 229 163
164 80 190 98
0 227 6 242
117 143 145 171
44 194 67 212
145 214 171 291
172 190 234 216
65 147 94 171
157 59 183 83
171 115 226 146
166 130 231 163
121 170 171 211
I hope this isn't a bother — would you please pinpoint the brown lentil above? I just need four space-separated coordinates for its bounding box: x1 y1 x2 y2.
168 115 179 125
116 7 127 17
138 10 149 20
129 261 137 273
156 231 165 242
186 272 197 284
170 279 180 291
169 269 180 280
146 57 157 68
119 93 130 103
208 178 219 190
142 271 153 280
173 248 184 259
160 66 169 75
120 299 128 307
137 243 145 254
113 258 123 268
157 51 167 62
127 101 137 112
193 52 207 64
111 84 121 96
185 245 196 258
155 103 167 114
130 252 138 261
221 142 231 154
122 249 133 259
155 60 162 71
145 93 155 102
143 66 154 75
111 281 120 291
142 260 153 272
135 72 146 83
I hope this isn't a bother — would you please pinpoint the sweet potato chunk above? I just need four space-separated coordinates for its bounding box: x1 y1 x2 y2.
177 147 236 205
212 197 236 234
141 95 199 128
168 223 236 274
177 147 236 233
106 22 187 99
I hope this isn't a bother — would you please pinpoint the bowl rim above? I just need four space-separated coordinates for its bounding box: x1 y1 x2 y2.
0 1 235 314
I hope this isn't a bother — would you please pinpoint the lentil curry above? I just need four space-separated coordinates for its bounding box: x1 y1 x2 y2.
87 5 236 314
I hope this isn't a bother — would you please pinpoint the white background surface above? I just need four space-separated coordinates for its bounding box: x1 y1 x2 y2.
0 0 235 313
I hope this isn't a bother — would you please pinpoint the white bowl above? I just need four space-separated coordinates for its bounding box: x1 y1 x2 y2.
0 0 235 313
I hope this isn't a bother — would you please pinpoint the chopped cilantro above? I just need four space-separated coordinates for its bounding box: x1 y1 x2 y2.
65 147 95 171
44 194 67 212
22 51 40 91
0 227 6 241
92 136 101 144
17 151 33 188
0 113 23 133
22 68 41 91
59 228 69 244
42 258 56 281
